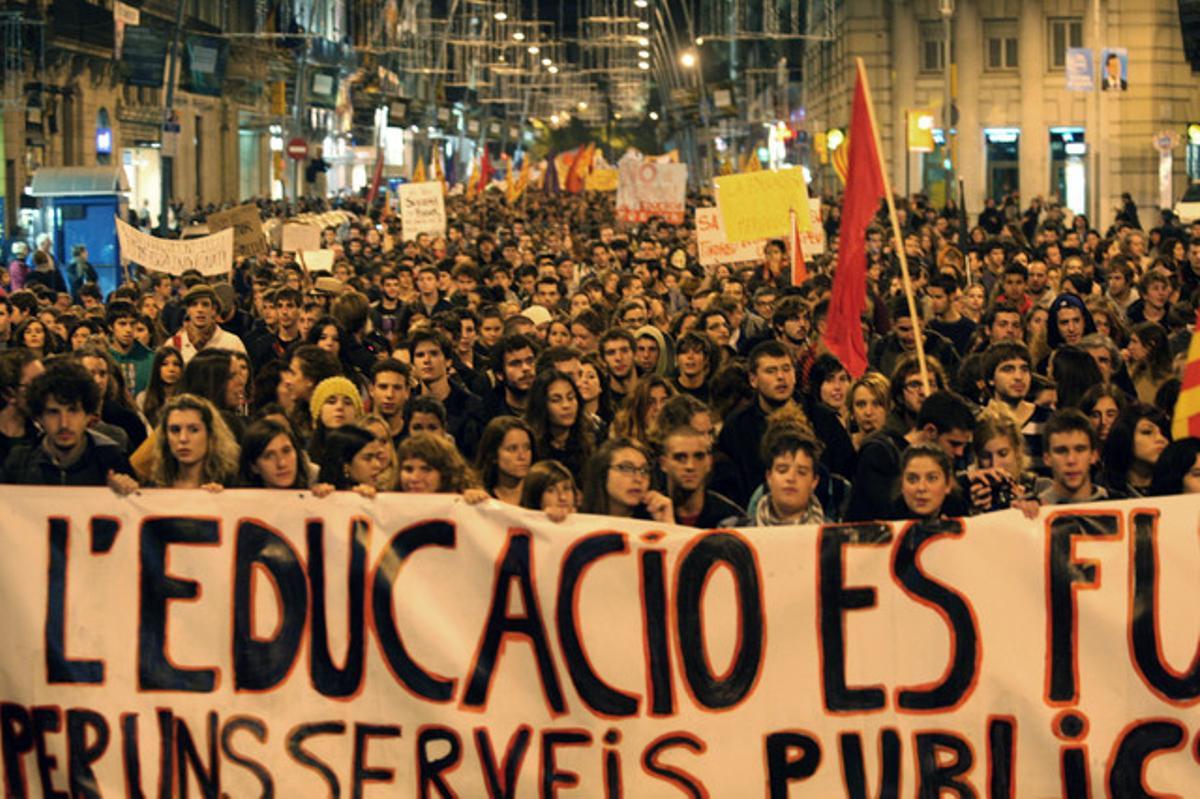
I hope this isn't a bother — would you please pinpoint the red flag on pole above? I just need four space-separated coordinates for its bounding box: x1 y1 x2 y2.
824 61 885 378
477 148 494 194
365 147 385 205
790 208 807 286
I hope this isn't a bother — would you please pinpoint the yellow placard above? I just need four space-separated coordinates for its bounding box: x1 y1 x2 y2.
585 168 618 192
714 168 810 242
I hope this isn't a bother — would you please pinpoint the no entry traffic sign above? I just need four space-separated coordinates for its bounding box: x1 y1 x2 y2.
287 138 308 160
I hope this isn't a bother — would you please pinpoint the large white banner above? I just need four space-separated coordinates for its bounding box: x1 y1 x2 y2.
2 488 1199 796
398 181 447 240
115 217 233 276
617 160 688 224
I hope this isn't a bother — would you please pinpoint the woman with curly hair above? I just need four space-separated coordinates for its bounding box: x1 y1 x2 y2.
152 393 239 489
610 374 676 444
526 369 595 476
395 431 485 499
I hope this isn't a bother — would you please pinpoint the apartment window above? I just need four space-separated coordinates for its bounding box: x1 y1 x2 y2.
985 19 1018 70
1048 17 1084 68
920 21 946 73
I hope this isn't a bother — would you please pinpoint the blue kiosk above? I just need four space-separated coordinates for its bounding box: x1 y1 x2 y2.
29 166 130 298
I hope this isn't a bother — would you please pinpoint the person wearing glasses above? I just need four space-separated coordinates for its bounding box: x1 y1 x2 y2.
580 437 673 523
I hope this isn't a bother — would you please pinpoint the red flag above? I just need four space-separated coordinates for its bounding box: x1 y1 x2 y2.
790 208 807 286
563 143 591 194
477 148 494 193
825 61 885 378
365 147 385 205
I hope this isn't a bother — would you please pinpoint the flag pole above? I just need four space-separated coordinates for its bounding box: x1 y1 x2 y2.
854 57 932 394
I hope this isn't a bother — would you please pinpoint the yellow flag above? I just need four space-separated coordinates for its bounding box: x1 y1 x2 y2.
507 159 531 203
465 159 479 199
413 158 427 183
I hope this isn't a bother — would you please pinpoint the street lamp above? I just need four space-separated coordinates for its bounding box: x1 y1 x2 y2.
679 50 697 69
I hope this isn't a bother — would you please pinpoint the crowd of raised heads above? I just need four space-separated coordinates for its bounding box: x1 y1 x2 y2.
1 187 1198 525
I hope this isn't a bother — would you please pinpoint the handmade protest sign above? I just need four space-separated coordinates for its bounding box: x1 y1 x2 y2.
695 206 767 266
616 159 688 224
398 180 447 240
715 167 810 242
206 204 267 258
2 488 1198 796
115 217 233 276
280 222 322 253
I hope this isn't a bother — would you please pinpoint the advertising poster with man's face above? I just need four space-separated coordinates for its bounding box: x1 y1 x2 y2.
1101 47 1128 91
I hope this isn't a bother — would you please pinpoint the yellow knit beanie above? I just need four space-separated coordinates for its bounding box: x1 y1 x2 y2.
309 376 364 423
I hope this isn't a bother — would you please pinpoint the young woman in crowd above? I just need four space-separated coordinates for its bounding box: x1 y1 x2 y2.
14 318 56 359
358 413 399 491
1049 346 1104 410
1080 384 1128 446
612 374 676 443
580 438 673 522
151 393 239 490
894 444 959 521
806 353 853 431
316 424 389 496
967 411 1049 512
526 369 594 476
576 353 613 427
1126 322 1174 405
848 372 889 448
395 432 486 500
1150 438 1200 496
519 460 579 522
474 416 534 506
237 417 328 493
404 396 450 438
306 375 364 463
1101 403 1171 497
136 345 183 427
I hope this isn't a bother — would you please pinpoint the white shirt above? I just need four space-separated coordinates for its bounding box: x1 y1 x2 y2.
172 325 247 364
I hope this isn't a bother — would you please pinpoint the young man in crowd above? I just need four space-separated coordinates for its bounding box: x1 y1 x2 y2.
1038 410 1121 504
659 425 744 528
409 329 483 458
671 332 712 403
982 341 1051 461
926 274 975 356
869 297 960 379
1 361 137 493
599 328 638 404
0 349 43 463
170 284 247 363
486 334 538 417
745 430 825 526
368 359 413 448
106 300 155 395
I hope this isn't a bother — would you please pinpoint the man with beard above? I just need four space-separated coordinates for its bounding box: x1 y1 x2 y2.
982 341 1050 460
485 334 538 417
660 425 744 528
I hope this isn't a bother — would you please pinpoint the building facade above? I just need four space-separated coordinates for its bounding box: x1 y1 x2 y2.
803 0 1200 227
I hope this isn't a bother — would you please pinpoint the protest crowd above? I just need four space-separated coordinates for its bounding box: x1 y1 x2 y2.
1 182 1199 527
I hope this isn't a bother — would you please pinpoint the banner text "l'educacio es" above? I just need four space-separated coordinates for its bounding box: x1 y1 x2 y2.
2 491 1198 796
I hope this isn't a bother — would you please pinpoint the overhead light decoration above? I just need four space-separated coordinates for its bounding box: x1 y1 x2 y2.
513 31 525 41
638 50 650 58
679 50 697 68
638 61 650 70
548 65 559 74
541 57 552 66
493 11 507 20
578 101 588 110
528 45 540 54
649 111 659 120
637 36 649 46
634 0 648 6
637 21 650 30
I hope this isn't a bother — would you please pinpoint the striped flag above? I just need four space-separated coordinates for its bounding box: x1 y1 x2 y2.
831 139 850 184
1172 312 1200 439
